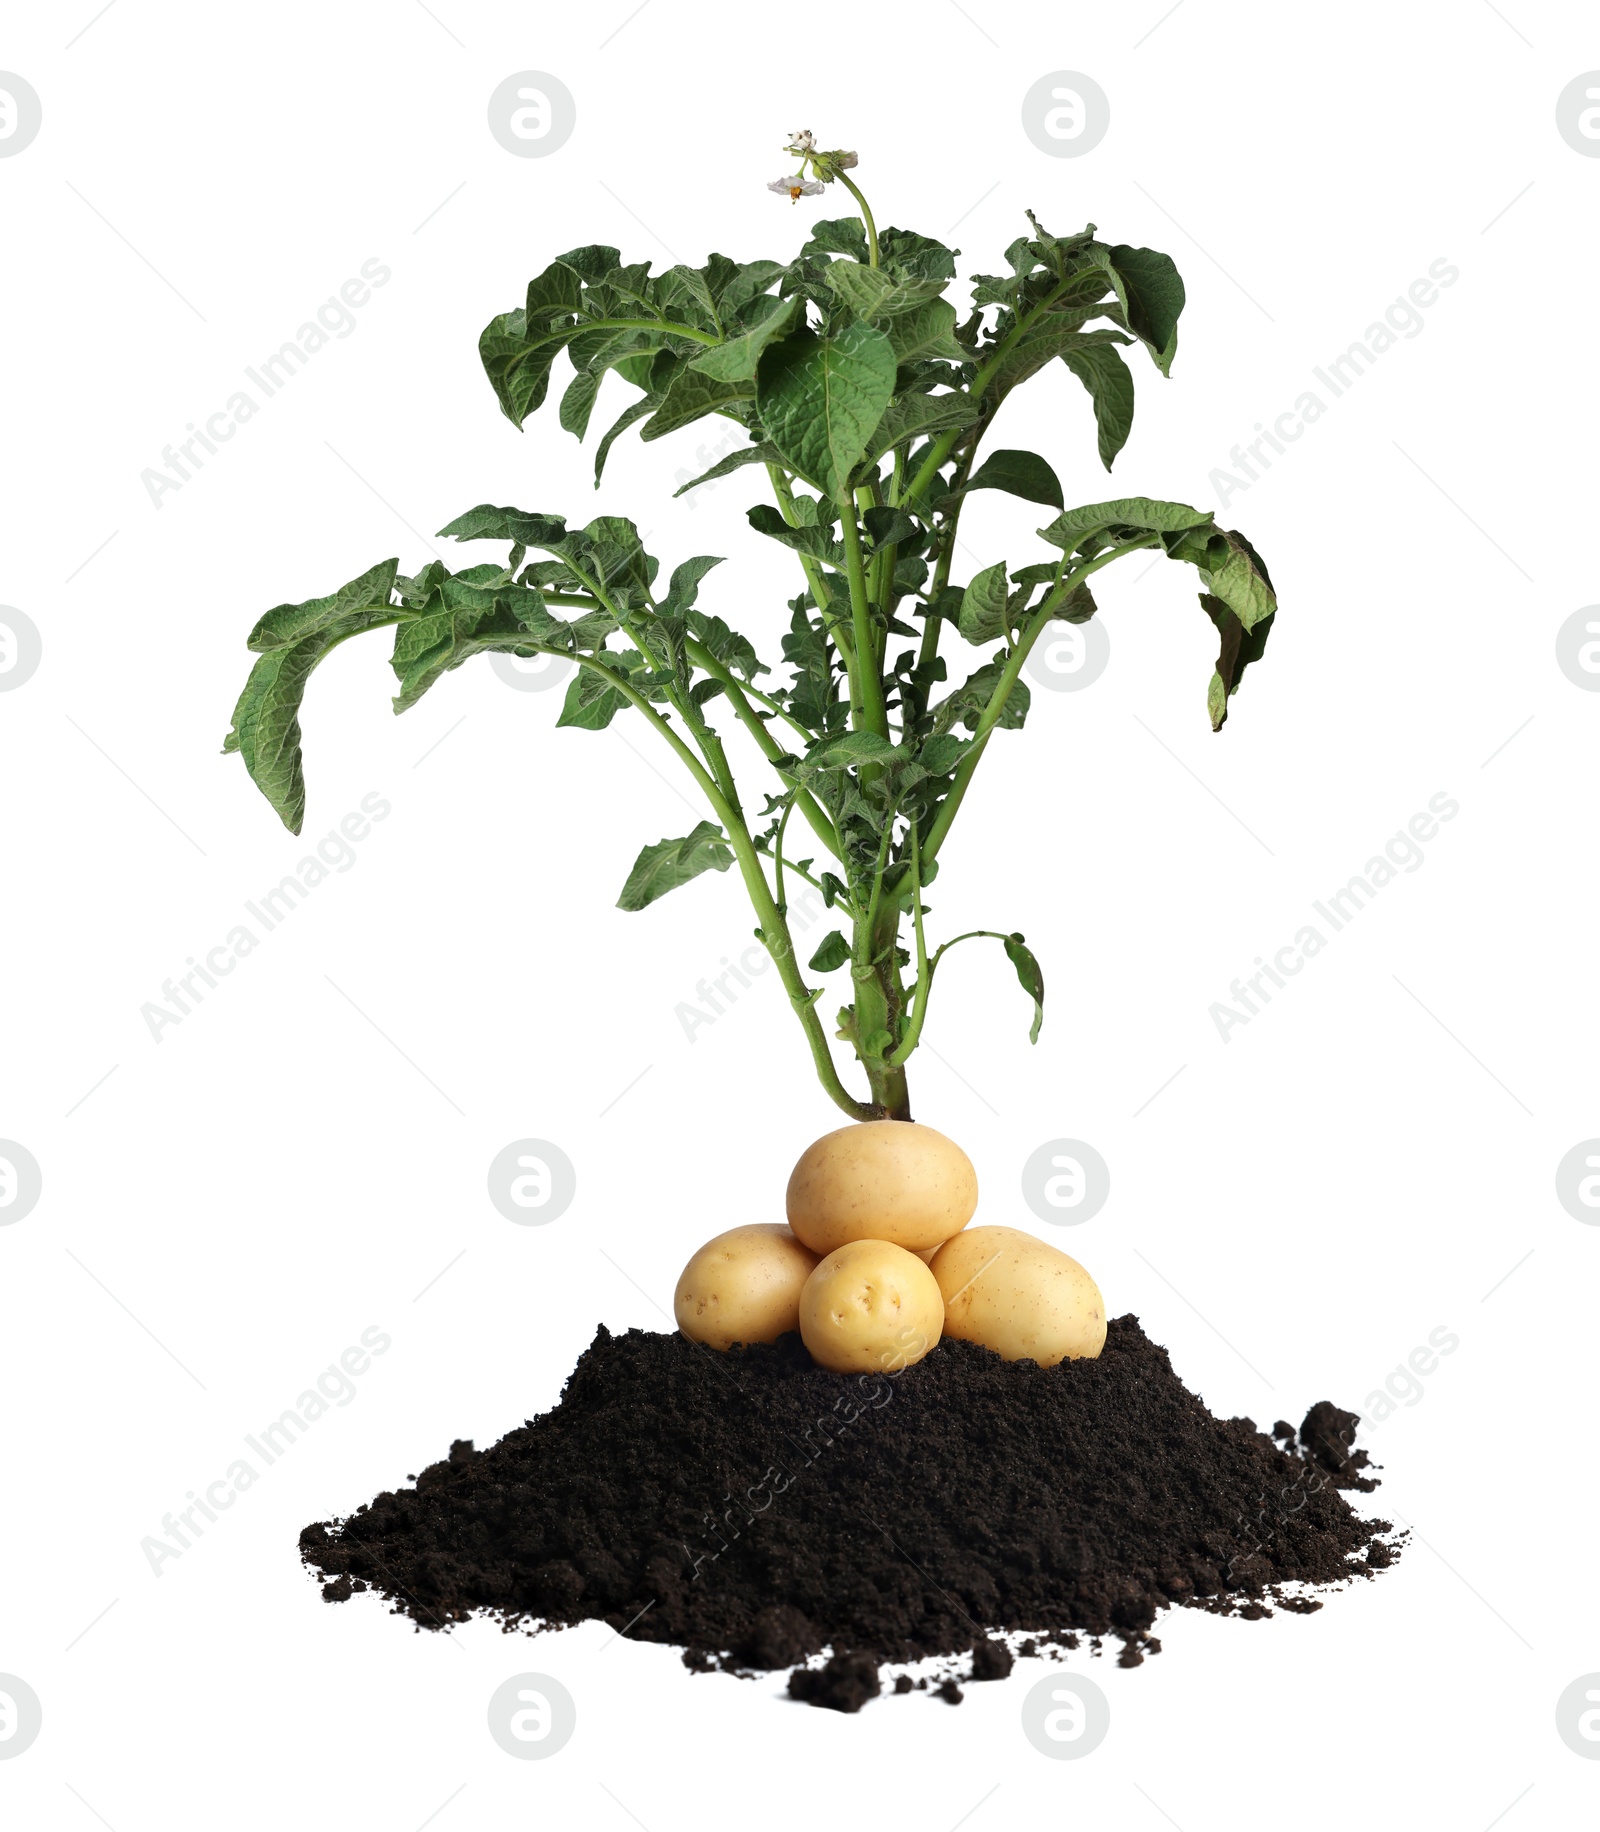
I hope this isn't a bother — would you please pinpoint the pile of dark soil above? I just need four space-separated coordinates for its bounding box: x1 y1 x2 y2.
301 1317 1398 1708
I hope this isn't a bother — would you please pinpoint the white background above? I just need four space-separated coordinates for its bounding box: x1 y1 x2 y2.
2 2 1597 1826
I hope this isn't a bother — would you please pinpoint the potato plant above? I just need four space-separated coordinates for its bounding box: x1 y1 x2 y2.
226 133 1279 1123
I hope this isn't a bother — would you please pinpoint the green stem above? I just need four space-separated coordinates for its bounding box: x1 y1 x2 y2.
766 464 862 731
921 537 1159 869
772 794 795 913
683 639 844 865
561 645 869 1119
889 823 928 1065
833 171 880 268
892 926 1015 1067
900 271 1090 516
837 496 888 737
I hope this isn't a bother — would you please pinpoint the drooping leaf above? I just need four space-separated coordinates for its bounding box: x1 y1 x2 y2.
227 559 404 833
1060 339 1135 470
246 558 400 651
746 503 842 567
672 440 779 497
559 368 602 439
960 449 1064 511
1104 244 1185 375
390 584 560 714
593 395 658 485
616 820 734 911
1192 530 1276 730
1002 933 1045 1042
1038 497 1213 555
756 320 898 500
1194 527 1275 633
807 929 852 972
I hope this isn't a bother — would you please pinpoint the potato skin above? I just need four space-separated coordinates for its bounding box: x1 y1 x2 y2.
930 1225 1105 1366
798 1239 944 1374
786 1120 978 1254
674 1225 819 1351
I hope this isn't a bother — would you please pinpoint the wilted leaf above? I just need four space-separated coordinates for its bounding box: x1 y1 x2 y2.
1003 932 1045 1042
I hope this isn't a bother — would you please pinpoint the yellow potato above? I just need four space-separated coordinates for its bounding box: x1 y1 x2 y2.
930 1226 1105 1366
674 1225 819 1351
798 1239 944 1374
786 1119 978 1254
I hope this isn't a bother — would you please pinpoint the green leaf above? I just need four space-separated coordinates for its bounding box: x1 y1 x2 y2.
555 658 638 731
478 312 559 428
559 368 602 439
746 503 842 568
438 505 569 548
861 389 980 473
883 298 967 364
932 661 1030 736
918 733 971 775
861 507 921 551
1105 244 1185 375
826 261 949 321
672 440 779 497
641 367 754 441
688 294 804 383
756 319 898 500
593 395 657 485
878 227 959 282
805 729 907 770
228 559 403 833
617 820 734 911
803 217 869 260
718 259 789 319
981 316 1111 400
808 929 852 972
961 449 1064 511
957 562 1009 644
1060 339 1136 471
1003 933 1045 1043
661 555 723 618
820 261 892 318
246 558 399 651
390 586 557 714
1038 497 1213 554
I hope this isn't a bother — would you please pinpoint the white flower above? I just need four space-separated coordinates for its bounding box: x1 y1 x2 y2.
831 151 858 170
768 173 825 199
785 129 817 155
